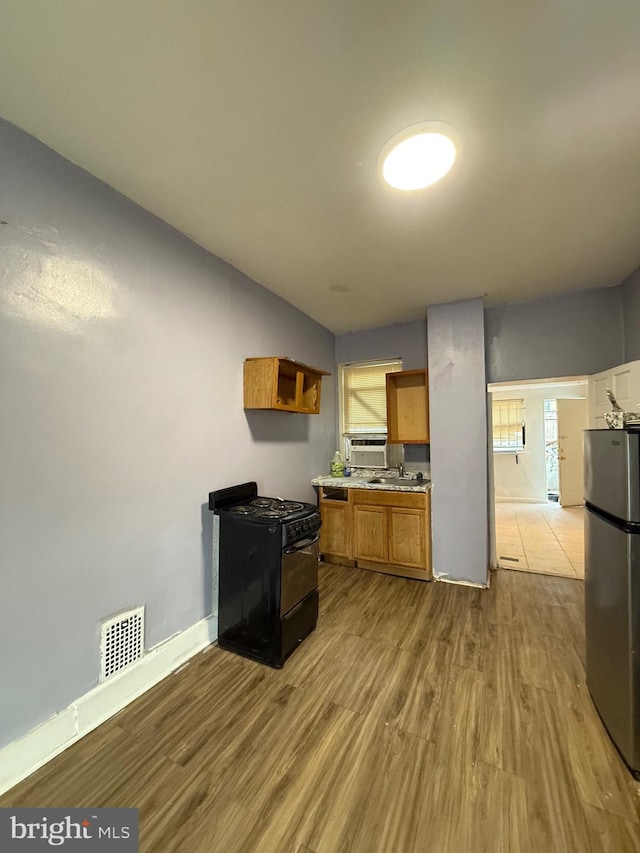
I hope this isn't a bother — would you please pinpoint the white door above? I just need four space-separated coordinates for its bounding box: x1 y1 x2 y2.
557 398 588 507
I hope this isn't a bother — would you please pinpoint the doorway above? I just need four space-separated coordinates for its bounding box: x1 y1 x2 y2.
489 377 588 579
544 399 559 501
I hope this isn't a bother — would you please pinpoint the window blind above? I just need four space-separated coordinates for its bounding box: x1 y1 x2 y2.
492 399 526 449
340 360 402 434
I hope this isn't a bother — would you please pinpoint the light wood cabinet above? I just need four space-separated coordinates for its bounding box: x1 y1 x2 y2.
386 369 430 444
244 357 330 414
353 488 430 577
318 485 432 579
354 505 388 563
318 487 353 563
388 507 426 569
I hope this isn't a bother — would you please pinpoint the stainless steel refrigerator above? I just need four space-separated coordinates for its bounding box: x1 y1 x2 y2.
584 428 640 776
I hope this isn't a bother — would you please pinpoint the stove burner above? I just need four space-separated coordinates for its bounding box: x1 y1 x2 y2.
229 505 257 515
277 501 304 512
210 486 317 527
259 509 288 519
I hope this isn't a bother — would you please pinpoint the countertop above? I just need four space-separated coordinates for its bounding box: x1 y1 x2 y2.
311 469 432 493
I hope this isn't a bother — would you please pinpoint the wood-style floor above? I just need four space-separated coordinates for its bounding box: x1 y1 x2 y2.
3 564 640 852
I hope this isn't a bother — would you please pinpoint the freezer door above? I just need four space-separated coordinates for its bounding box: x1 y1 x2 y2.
584 430 640 523
585 508 640 770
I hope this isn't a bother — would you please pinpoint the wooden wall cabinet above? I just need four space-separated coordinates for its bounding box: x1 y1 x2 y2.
244 357 330 414
386 369 430 443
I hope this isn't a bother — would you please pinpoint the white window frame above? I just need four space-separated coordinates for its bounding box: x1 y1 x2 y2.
339 358 403 440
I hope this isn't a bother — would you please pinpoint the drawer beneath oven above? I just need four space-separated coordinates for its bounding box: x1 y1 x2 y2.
281 589 318 664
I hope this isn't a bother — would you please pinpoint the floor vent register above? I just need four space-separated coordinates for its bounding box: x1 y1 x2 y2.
100 606 145 681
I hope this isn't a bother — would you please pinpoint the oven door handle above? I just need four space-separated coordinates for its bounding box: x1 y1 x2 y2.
284 534 320 554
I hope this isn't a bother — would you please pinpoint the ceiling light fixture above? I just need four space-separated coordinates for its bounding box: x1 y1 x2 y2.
379 122 458 191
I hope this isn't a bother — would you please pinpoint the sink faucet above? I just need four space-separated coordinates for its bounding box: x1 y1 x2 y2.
398 461 406 478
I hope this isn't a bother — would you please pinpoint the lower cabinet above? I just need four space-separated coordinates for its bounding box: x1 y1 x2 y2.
318 487 352 563
319 485 431 580
353 505 388 563
388 507 426 570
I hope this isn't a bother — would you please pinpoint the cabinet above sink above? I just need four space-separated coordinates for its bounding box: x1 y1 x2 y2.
386 369 430 444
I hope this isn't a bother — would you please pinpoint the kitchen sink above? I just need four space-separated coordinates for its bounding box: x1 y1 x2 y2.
367 476 421 487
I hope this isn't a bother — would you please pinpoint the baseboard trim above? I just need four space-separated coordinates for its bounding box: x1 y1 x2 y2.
0 615 218 797
434 574 489 589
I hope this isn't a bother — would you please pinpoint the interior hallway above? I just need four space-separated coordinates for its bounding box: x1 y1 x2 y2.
495 501 585 579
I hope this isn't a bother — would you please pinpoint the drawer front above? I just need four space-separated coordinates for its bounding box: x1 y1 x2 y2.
352 488 425 509
320 486 351 502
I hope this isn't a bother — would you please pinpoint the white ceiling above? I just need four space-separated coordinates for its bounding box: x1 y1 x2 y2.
1 1 640 334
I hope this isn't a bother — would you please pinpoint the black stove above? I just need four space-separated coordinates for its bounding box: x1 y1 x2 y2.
209 482 321 668
210 482 320 546
227 497 305 518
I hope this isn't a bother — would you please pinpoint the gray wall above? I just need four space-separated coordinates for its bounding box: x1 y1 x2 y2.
335 320 428 370
485 287 624 384
0 118 335 749
622 265 640 363
428 298 488 585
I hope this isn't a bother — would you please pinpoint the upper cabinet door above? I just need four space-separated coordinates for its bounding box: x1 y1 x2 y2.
386 369 430 443
244 357 331 414
588 360 640 429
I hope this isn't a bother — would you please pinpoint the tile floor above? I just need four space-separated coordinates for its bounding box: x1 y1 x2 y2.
495 500 584 579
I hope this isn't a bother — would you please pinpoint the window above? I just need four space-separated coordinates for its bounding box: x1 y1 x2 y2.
544 399 559 495
339 359 402 435
492 398 525 451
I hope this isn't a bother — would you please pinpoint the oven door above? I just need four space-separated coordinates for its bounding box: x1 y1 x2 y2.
281 534 319 617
